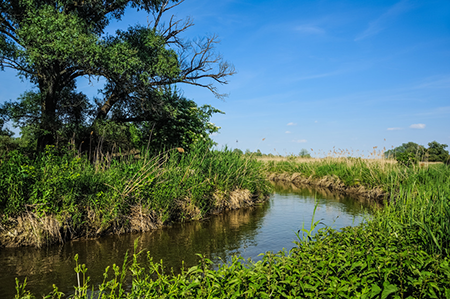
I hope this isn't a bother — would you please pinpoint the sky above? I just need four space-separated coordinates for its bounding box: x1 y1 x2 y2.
1 0 449 157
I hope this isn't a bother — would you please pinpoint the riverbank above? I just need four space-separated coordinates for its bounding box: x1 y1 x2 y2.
11 157 450 297
0 145 270 248
267 172 386 201
263 157 448 202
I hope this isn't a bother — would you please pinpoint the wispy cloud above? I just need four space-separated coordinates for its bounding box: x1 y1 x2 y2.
413 76 450 89
387 127 403 131
355 0 411 41
293 139 307 143
292 70 345 82
295 24 325 35
285 131 291 134
410 123 426 129
287 122 296 126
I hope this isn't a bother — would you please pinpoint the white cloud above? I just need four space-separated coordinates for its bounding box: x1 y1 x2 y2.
285 131 291 134
293 139 307 143
295 25 325 35
287 122 296 126
355 0 412 41
314 120 318 123
387 127 402 131
410 123 426 129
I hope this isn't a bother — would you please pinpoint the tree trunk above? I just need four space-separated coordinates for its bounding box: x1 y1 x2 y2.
37 83 57 151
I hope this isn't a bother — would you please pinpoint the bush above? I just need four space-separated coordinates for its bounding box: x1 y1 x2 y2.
396 152 418 167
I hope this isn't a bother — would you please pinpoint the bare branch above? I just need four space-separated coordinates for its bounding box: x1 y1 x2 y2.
175 35 236 98
152 0 186 30
162 16 194 47
0 16 21 45
0 57 34 75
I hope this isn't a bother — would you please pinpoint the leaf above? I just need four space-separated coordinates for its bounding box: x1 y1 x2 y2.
381 281 398 299
369 284 382 299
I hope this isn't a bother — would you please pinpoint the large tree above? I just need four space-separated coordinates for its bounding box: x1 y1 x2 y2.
1 0 234 150
427 141 449 162
384 142 426 160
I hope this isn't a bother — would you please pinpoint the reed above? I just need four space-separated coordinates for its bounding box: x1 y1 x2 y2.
0 143 270 247
11 149 450 298
266 156 450 256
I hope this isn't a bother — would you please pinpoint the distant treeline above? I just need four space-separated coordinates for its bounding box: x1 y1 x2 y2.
384 141 449 164
232 148 312 158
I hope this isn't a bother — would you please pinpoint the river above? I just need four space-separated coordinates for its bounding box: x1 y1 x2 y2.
0 183 372 298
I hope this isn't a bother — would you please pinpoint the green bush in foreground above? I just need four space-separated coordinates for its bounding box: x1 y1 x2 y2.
15 218 450 298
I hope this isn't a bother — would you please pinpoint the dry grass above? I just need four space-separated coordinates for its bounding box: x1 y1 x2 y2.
256 156 443 167
256 156 396 164
212 189 256 213
256 157 318 163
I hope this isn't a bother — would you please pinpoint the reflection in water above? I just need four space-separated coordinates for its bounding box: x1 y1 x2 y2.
0 184 371 298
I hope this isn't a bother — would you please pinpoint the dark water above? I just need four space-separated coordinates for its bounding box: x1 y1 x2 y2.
0 183 371 298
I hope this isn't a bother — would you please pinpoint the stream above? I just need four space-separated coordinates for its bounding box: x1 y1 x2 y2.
0 183 372 298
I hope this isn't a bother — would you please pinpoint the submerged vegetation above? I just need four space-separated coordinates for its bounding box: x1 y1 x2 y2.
12 155 450 298
0 143 270 247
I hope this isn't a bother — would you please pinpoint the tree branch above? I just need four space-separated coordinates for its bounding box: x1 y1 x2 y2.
177 35 236 98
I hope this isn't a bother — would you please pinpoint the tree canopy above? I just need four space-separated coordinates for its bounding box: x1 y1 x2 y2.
1 0 235 151
385 141 449 163
384 142 426 160
427 141 449 162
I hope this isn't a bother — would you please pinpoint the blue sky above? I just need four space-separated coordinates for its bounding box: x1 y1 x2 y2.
1 0 449 157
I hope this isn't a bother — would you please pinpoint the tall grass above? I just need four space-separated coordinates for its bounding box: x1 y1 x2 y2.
11 154 450 298
0 143 270 245
265 157 450 257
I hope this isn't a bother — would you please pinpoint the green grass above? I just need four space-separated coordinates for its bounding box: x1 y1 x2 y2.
266 158 450 256
0 144 270 246
13 158 450 298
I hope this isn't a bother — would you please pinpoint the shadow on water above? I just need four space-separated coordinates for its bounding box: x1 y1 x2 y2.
0 183 373 298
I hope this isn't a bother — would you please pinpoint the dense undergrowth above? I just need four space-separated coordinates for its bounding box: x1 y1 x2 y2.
0 144 270 246
14 158 450 298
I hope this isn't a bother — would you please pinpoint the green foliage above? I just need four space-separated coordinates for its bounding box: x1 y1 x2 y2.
427 141 449 162
13 153 450 298
232 148 243 155
16 202 450 298
299 148 311 158
0 105 13 137
396 151 418 167
0 144 269 227
385 141 449 163
0 135 22 154
1 0 234 150
384 142 426 161
138 92 224 152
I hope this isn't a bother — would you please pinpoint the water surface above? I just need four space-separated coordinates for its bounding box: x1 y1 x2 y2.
0 183 371 298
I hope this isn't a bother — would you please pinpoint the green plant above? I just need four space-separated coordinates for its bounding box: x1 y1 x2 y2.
396 152 418 167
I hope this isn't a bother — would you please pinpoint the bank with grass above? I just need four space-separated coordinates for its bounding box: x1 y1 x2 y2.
263 157 448 201
11 157 450 298
0 145 270 248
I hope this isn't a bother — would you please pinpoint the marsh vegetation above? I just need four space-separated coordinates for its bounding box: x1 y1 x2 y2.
10 154 450 298
0 144 270 248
